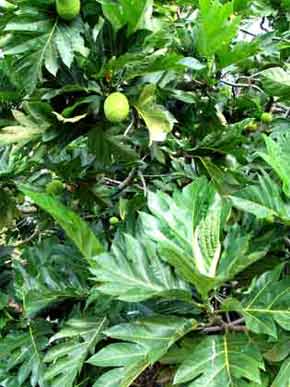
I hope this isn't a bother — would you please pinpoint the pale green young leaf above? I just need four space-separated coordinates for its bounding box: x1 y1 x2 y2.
0 125 43 146
142 178 266 297
197 0 241 57
52 111 87 123
99 0 153 36
0 106 51 145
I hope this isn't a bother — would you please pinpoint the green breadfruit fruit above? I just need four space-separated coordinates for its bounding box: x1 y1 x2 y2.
56 0 80 21
109 216 120 225
261 112 273 124
245 121 258 132
104 92 130 123
46 180 65 196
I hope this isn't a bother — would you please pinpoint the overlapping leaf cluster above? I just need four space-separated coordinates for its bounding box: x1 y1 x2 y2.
0 0 290 386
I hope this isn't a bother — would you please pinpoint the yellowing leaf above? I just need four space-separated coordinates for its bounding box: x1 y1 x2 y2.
0 126 42 145
53 111 87 123
135 84 176 144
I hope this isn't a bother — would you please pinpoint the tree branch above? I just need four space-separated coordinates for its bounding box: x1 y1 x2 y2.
220 79 265 94
201 317 246 334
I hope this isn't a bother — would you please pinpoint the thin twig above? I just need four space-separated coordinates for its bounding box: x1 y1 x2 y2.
240 28 256 37
110 168 144 196
220 79 265 94
202 325 224 334
12 226 40 248
260 17 270 33
284 108 290 118
124 117 135 136
138 170 147 197
230 317 245 326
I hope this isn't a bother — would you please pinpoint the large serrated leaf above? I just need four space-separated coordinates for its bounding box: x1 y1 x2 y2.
223 266 290 338
44 318 106 387
88 316 196 387
0 321 52 387
3 5 86 93
260 67 290 100
91 234 191 302
141 178 267 297
229 171 290 223
174 334 264 386
197 0 241 57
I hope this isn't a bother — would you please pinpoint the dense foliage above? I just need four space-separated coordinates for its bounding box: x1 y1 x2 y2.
0 0 290 386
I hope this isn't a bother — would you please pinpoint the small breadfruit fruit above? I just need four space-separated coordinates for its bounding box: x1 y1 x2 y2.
225 154 238 169
46 180 65 195
104 92 130 123
261 112 273 124
245 121 258 132
109 216 120 225
56 0 80 21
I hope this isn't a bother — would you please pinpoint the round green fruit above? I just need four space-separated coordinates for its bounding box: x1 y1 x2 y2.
109 216 120 225
104 92 130 123
265 215 275 223
56 0 80 21
225 154 238 169
245 121 258 132
46 180 65 195
261 112 273 124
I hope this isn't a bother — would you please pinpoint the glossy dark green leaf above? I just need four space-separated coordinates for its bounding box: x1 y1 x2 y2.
89 316 196 387
223 266 290 338
44 318 107 387
0 321 51 387
271 357 290 387
91 234 192 302
174 334 264 386
3 5 86 93
19 188 104 260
